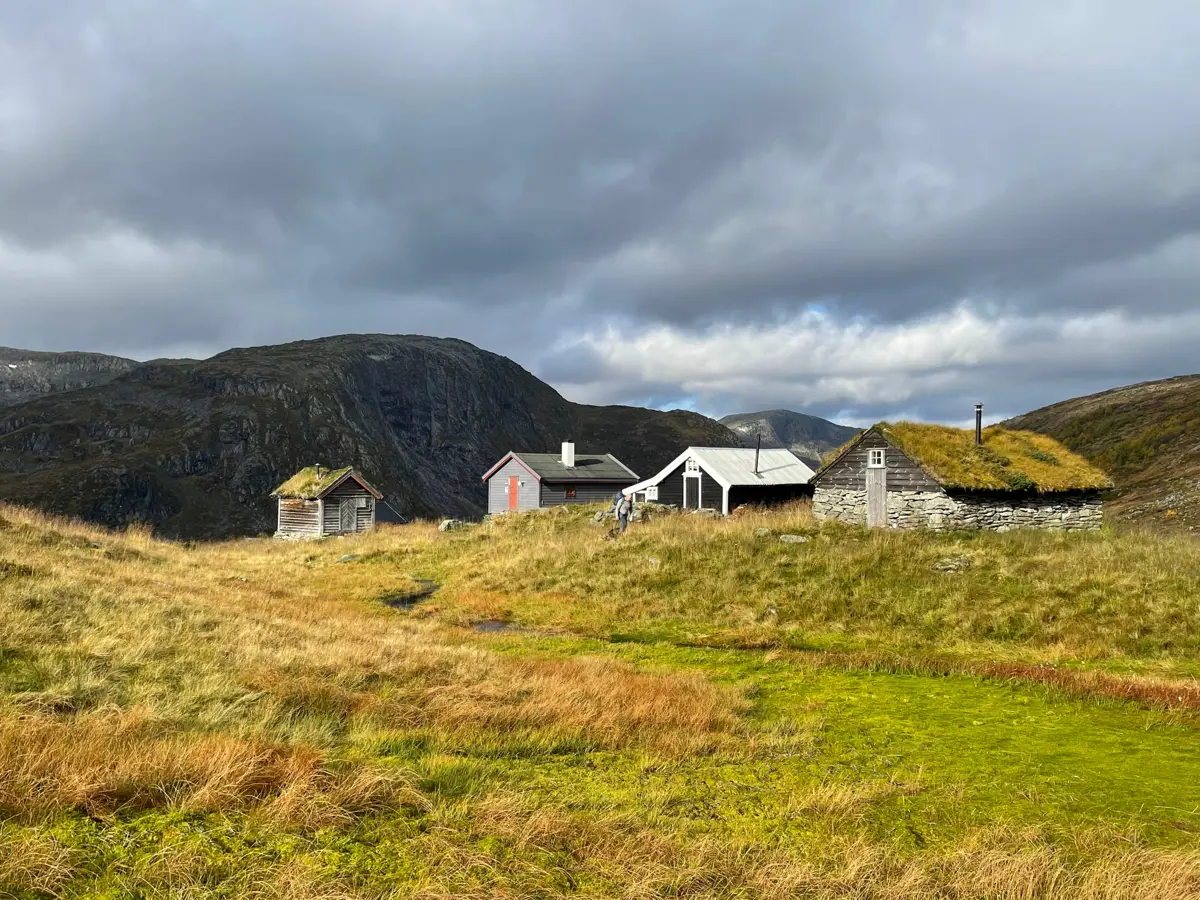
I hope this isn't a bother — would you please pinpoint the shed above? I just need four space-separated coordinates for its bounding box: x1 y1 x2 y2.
482 442 638 515
272 466 383 539
811 421 1111 531
624 447 815 515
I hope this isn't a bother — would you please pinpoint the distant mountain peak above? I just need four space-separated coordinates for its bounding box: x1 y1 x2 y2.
718 409 858 468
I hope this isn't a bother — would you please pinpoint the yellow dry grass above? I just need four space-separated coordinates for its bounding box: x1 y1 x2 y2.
0 503 743 824
5 501 1200 898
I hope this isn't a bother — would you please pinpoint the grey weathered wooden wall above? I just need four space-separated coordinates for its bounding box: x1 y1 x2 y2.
815 430 941 493
277 498 321 536
322 481 376 535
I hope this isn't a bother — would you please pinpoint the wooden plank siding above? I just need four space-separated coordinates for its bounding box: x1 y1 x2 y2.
486 459 541 515
816 430 942 493
540 481 629 508
701 473 724 511
321 482 376 535
651 463 687 506
277 499 321 536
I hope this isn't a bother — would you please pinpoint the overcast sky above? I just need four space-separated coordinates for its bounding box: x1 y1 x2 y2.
3 2 1200 424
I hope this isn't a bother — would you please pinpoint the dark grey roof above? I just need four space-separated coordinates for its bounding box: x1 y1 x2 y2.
515 452 637 482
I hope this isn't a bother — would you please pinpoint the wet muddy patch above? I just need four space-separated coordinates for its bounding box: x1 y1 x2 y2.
380 578 440 609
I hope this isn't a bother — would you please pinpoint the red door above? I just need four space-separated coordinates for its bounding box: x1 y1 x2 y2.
508 476 519 510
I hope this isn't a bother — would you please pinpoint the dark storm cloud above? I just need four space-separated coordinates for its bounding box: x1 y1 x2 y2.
2 1 1200 419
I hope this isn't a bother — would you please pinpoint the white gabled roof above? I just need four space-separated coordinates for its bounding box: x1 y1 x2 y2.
625 447 815 494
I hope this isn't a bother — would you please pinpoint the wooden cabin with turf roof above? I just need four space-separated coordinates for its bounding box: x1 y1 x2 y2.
811 406 1111 531
272 465 383 539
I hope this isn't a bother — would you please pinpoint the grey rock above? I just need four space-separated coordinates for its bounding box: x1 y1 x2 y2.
779 533 808 543
438 519 466 532
754 527 772 537
337 554 360 563
933 556 972 572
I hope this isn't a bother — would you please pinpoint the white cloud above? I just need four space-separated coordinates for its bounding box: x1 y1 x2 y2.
552 305 1200 419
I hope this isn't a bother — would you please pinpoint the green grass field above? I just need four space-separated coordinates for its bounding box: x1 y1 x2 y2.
3 501 1200 898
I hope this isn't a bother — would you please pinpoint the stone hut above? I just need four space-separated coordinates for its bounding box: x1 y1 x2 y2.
811 422 1110 531
272 465 383 539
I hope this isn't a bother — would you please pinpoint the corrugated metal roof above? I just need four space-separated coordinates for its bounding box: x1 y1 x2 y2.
512 452 638 482
691 447 814 487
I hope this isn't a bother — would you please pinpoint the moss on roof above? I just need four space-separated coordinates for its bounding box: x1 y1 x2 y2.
272 466 353 499
878 422 1112 492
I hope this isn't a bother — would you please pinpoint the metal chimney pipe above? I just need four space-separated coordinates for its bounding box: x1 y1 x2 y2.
975 404 983 445
754 433 761 474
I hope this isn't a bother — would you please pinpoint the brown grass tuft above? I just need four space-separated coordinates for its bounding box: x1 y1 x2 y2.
0 708 423 825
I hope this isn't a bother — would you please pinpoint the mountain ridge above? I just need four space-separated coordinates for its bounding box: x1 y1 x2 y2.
0 334 741 537
1004 374 1200 530
719 408 859 468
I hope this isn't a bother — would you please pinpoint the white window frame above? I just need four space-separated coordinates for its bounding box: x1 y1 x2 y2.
685 458 699 473
645 485 659 501
868 448 886 468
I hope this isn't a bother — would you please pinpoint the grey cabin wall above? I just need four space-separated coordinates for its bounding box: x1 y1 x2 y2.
321 481 376 535
276 499 321 536
486 459 541 514
540 481 630 507
815 430 940 492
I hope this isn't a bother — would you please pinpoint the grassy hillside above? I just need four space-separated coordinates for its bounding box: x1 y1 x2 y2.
4 503 1200 898
1005 374 1200 531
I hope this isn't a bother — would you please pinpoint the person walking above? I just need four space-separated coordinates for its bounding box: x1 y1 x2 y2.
614 490 633 534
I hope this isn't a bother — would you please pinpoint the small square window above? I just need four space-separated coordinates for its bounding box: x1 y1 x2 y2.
685 458 699 473
868 448 886 468
645 485 659 501
565 486 576 498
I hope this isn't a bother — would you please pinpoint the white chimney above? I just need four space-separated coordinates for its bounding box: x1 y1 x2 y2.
561 441 575 468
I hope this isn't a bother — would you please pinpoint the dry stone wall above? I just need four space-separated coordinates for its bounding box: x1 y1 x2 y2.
813 487 1103 531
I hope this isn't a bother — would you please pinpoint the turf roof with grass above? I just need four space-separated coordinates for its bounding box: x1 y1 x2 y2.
821 422 1112 492
271 465 354 499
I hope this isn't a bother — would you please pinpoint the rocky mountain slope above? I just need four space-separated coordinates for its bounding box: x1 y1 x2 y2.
0 334 741 537
719 409 859 468
0 347 138 408
1005 374 1200 530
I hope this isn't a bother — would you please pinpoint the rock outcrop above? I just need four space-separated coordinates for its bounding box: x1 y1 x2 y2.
0 348 138 408
0 334 741 538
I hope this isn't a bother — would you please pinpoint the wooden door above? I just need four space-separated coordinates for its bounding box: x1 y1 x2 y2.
684 476 701 509
508 476 519 510
340 499 357 532
866 467 886 527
